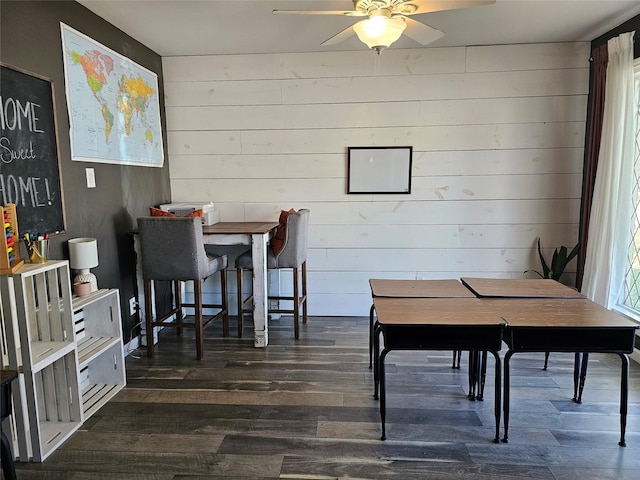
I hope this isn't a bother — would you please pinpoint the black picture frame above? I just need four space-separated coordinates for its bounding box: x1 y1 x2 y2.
347 146 412 194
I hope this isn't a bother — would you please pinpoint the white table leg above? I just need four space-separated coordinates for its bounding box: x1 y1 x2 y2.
251 232 269 347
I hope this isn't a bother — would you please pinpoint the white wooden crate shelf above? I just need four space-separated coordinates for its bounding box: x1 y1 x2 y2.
1 262 126 462
26 352 82 461
73 289 126 421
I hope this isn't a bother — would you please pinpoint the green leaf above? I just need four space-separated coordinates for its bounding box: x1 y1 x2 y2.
535 238 580 282
537 238 551 278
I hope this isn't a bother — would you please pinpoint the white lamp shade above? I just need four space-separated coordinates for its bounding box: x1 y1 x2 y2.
69 237 99 270
353 16 406 52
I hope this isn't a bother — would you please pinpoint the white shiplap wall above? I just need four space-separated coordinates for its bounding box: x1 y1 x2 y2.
162 42 589 316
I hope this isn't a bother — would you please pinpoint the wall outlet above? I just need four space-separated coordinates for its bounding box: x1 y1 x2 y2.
129 296 137 316
85 168 96 188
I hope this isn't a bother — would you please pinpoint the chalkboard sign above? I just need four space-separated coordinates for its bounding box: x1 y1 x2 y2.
0 64 65 236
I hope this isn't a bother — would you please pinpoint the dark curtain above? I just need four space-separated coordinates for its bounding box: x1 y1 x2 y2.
575 43 608 291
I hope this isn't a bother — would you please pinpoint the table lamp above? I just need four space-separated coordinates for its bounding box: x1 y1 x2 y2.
68 237 99 292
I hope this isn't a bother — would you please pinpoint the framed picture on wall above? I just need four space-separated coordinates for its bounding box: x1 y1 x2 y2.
347 146 412 194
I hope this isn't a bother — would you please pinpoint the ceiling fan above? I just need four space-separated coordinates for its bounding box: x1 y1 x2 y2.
273 0 495 54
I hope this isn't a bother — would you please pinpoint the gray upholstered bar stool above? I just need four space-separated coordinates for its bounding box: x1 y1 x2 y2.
138 216 229 360
235 209 309 339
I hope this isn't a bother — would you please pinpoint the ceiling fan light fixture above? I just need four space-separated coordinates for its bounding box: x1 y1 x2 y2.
353 15 406 54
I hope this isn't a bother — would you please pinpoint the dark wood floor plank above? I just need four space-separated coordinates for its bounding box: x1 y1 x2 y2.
218 433 474 462
62 431 225 453
15 450 283 477
280 455 557 479
550 466 640 480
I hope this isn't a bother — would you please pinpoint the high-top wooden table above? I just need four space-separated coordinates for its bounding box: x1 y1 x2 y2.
372 296 506 442
133 221 279 348
202 221 279 347
485 297 638 446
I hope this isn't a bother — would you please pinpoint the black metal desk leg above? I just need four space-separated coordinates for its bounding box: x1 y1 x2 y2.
452 350 461 369
576 353 589 404
543 351 550 370
502 350 514 443
468 350 478 400
478 351 488 401
369 304 375 369
490 351 501 443
618 353 629 447
373 322 380 398
572 352 581 402
379 348 389 441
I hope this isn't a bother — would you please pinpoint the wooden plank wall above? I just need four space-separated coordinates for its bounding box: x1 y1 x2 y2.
162 43 589 316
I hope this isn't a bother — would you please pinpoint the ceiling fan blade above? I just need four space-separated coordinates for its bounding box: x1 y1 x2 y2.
395 0 495 16
402 17 445 45
321 24 357 46
272 10 366 17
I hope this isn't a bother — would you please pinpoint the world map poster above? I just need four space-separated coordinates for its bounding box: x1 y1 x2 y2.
60 23 164 167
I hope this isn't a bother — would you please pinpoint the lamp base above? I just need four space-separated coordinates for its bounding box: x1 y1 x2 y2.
73 271 98 293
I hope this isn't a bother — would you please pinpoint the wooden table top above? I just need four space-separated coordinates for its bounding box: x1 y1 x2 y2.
373 297 506 326
369 279 476 298
372 294 638 329
480 298 638 328
461 277 585 298
202 221 279 235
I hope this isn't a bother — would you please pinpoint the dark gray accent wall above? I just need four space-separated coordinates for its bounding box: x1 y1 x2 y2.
0 1 172 342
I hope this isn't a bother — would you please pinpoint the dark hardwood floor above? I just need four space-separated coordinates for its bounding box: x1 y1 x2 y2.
11 316 640 479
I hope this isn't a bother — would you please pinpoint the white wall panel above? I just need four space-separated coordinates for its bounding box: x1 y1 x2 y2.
164 79 283 107
166 95 586 131
171 172 581 203
281 69 589 104
168 148 583 180
165 102 422 130
312 224 461 249
162 48 467 82
415 148 584 176
310 223 577 250
313 248 540 272
286 199 582 225
163 42 589 316
410 173 582 201
209 198 580 228
466 42 591 72
167 123 584 156
234 122 585 154
457 224 579 249
168 154 342 179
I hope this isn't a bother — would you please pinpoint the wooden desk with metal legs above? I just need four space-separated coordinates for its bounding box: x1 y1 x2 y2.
368 279 486 400
461 277 593 404
372 297 506 442
368 278 476 366
485 298 638 446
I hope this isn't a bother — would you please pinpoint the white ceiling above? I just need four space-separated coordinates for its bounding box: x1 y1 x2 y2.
77 0 640 56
